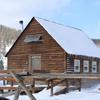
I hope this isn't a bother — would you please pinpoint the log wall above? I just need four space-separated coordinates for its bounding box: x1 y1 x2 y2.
66 54 100 73
7 19 66 73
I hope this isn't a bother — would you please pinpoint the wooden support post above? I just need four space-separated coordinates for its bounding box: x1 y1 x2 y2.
0 90 3 93
78 79 81 92
10 71 37 100
3 80 5 85
47 80 50 90
11 80 14 87
14 86 21 100
51 80 53 96
65 79 69 93
32 79 35 93
47 78 55 90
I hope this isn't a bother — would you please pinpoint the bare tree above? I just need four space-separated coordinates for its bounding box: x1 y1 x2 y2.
0 25 21 58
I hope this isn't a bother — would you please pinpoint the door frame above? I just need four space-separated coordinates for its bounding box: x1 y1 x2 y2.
28 54 41 71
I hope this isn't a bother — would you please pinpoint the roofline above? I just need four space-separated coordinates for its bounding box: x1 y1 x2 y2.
36 17 82 31
5 17 100 59
5 17 35 57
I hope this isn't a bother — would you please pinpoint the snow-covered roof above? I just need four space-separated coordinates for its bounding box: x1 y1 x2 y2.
36 17 100 58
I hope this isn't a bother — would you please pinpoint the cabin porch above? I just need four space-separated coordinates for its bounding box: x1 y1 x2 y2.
0 69 100 97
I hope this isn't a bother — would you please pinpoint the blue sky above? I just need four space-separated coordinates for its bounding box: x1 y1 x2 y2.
1 0 100 38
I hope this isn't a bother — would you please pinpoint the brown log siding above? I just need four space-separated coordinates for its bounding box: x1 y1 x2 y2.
7 19 66 73
66 54 100 73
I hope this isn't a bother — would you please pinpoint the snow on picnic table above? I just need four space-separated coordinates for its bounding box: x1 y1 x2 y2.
7 85 100 100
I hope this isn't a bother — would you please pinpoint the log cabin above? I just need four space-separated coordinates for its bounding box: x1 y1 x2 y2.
5 17 100 89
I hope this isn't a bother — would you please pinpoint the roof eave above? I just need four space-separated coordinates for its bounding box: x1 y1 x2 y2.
5 17 35 57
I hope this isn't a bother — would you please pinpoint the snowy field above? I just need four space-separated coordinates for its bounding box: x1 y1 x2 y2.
1 80 100 100
6 85 100 100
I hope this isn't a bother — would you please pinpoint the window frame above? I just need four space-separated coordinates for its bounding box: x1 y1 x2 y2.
83 60 89 73
74 59 80 72
92 61 97 73
24 33 43 43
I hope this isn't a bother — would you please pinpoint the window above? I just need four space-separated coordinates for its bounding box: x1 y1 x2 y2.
92 61 97 73
83 60 89 73
74 59 80 72
24 34 42 43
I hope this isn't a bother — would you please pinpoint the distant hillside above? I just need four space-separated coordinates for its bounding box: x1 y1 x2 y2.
0 25 21 59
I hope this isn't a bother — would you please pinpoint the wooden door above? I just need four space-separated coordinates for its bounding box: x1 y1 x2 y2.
29 55 41 70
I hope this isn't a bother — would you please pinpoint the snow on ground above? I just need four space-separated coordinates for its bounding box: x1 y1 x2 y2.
1 80 100 100
6 85 100 100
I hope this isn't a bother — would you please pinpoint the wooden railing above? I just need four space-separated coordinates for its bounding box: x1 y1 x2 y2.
0 69 100 97
0 69 28 74
0 69 28 92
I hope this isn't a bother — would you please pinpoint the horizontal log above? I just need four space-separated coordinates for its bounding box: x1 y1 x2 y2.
0 87 17 90
0 77 16 82
0 69 28 74
24 73 100 79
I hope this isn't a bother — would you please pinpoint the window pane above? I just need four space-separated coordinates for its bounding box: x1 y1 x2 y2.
74 59 80 72
24 34 42 43
83 60 89 73
92 61 97 73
